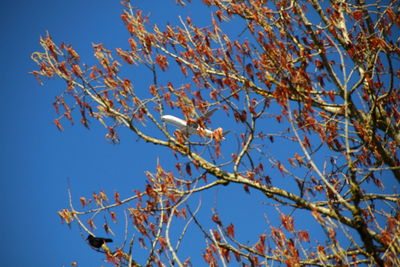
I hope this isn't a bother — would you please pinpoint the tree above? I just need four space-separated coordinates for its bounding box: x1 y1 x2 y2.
32 0 400 266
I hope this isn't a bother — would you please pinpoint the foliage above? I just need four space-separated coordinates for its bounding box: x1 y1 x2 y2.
32 0 400 266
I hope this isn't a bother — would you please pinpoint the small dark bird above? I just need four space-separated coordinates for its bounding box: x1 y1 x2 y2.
87 234 113 249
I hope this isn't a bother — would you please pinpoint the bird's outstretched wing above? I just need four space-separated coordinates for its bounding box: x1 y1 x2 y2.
162 107 228 139
198 107 218 120
188 107 218 130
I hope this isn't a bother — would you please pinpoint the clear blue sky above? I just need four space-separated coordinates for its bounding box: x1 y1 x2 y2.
1 1 397 266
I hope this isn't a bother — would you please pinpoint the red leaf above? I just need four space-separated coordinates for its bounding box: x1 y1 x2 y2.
231 153 237 161
240 110 247 122
155 54 168 71
80 197 86 207
245 63 254 80
226 224 235 238
114 192 121 205
243 184 250 193
88 219 95 231
52 101 60 114
352 10 363 20
221 247 231 263
255 235 266 254
294 153 303 165
233 251 241 262
181 207 187 219
277 161 286 175
281 213 295 232
175 163 182 174
298 230 310 243
158 236 167 250
54 119 64 131
327 91 335 102
110 211 117 223
212 214 222 225
210 90 218 100
71 64 82 76
212 230 221 242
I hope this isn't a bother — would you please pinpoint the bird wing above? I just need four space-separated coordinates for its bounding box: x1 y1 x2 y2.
198 107 218 121
162 108 222 138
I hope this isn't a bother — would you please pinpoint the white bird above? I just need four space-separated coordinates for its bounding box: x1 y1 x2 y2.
161 114 214 138
161 108 228 139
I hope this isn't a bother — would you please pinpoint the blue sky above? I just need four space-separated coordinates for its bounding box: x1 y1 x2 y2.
1 0 397 266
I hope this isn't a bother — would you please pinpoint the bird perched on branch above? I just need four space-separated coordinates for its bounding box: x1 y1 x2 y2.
87 234 113 249
161 108 229 139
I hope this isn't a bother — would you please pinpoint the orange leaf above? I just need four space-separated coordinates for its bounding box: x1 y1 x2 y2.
281 213 295 232
54 119 64 131
80 197 86 207
88 219 95 230
212 214 222 225
226 224 235 238
110 212 117 223
298 230 310 243
114 192 121 205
